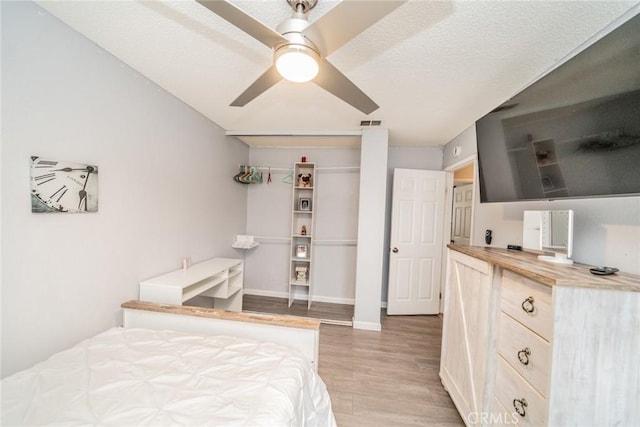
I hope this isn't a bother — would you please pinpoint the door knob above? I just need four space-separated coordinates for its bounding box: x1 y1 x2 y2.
392 247 399 253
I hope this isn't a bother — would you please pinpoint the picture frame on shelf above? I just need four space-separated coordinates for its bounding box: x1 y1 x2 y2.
296 244 308 258
299 198 311 211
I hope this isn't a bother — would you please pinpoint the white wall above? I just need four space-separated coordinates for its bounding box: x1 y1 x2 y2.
444 125 640 274
443 125 477 168
472 196 640 274
382 146 444 302
1 1 249 377
244 147 360 303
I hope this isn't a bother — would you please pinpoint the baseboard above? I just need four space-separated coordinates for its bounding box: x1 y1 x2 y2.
243 288 287 299
243 288 355 305
352 320 382 331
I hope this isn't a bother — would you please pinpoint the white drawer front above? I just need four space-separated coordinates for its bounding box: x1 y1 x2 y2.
495 356 548 427
501 270 553 340
497 311 551 396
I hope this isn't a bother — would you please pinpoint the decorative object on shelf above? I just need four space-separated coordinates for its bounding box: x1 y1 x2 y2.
300 225 307 235
234 165 262 184
296 244 308 258
299 198 311 211
297 173 313 187
301 156 307 163
30 156 99 213
295 265 308 282
232 234 259 249
181 257 191 270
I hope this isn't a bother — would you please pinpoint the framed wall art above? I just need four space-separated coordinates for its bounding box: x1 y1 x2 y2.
30 156 99 213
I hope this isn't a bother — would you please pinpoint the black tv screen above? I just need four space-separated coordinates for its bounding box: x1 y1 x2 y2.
477 12 640 203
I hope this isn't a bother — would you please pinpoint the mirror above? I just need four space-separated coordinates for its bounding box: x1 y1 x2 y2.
523 210 574 264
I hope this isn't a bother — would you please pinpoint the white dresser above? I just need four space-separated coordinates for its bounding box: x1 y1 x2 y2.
139 258 243 311
441 246 640 426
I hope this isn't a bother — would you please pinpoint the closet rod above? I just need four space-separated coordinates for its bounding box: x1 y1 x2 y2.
315 239 358 246
316 166 360 172
253 235 290 241
238 166 290 172
244 166 359 172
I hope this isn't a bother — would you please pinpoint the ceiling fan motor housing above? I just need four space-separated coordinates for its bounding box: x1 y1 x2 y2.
275 12 320 59
286 0 318 14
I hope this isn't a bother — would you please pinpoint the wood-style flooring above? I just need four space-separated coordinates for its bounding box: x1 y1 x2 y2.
319 314 464 426
243 296 463 426
243 294 354 325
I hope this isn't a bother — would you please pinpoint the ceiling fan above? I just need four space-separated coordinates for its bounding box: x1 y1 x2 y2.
196 0 406 114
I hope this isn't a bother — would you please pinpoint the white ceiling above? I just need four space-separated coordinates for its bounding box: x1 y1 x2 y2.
37 0 640 147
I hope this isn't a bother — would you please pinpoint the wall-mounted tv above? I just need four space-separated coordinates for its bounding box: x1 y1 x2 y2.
477 12 640 203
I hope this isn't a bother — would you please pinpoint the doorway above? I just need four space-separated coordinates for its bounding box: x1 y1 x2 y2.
451 183 473 245
441 157 476 313
446 159 476 245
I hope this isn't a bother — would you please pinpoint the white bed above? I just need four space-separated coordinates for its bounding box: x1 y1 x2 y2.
1 301 336 426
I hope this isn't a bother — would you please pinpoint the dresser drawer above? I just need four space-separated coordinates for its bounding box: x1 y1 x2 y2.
497 311 550 396
489 397 520 426
495 355 548 427
501 270 553 340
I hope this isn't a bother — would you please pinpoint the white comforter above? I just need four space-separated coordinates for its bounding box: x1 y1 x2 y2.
2 327 336 426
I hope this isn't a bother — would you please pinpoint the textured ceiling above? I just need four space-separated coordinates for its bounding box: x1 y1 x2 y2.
37 0 640 147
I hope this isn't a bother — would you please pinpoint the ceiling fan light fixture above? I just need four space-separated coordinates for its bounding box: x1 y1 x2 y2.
274 44 320 83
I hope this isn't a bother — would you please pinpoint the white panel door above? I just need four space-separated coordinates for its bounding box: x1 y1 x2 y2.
387 169 446 315
451 184 473 245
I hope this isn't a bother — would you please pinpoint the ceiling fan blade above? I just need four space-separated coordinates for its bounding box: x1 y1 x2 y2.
314 60 378 114
303 0 406 56
230 66 283 107
196 0 287 48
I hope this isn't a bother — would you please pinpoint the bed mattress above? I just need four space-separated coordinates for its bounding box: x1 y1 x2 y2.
1 327 336 426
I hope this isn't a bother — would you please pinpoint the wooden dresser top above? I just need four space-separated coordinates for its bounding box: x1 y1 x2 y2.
448 245 640 292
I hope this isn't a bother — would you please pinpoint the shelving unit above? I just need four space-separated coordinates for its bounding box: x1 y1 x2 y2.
531 138 569 198
139 258 244 311
288 162 316 308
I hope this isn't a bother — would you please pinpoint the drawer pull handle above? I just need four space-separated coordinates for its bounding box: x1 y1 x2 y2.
521 296 535 313
517 347 531 365
513 398 528 417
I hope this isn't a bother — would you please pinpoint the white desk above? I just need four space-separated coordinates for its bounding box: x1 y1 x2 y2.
139 258 243 311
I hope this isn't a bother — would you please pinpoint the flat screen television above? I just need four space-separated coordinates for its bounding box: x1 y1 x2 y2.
476 12 640 203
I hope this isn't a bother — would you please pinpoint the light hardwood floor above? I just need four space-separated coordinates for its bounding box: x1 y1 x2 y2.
243 294 354 324
243 296 463 426
319 314 464 426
